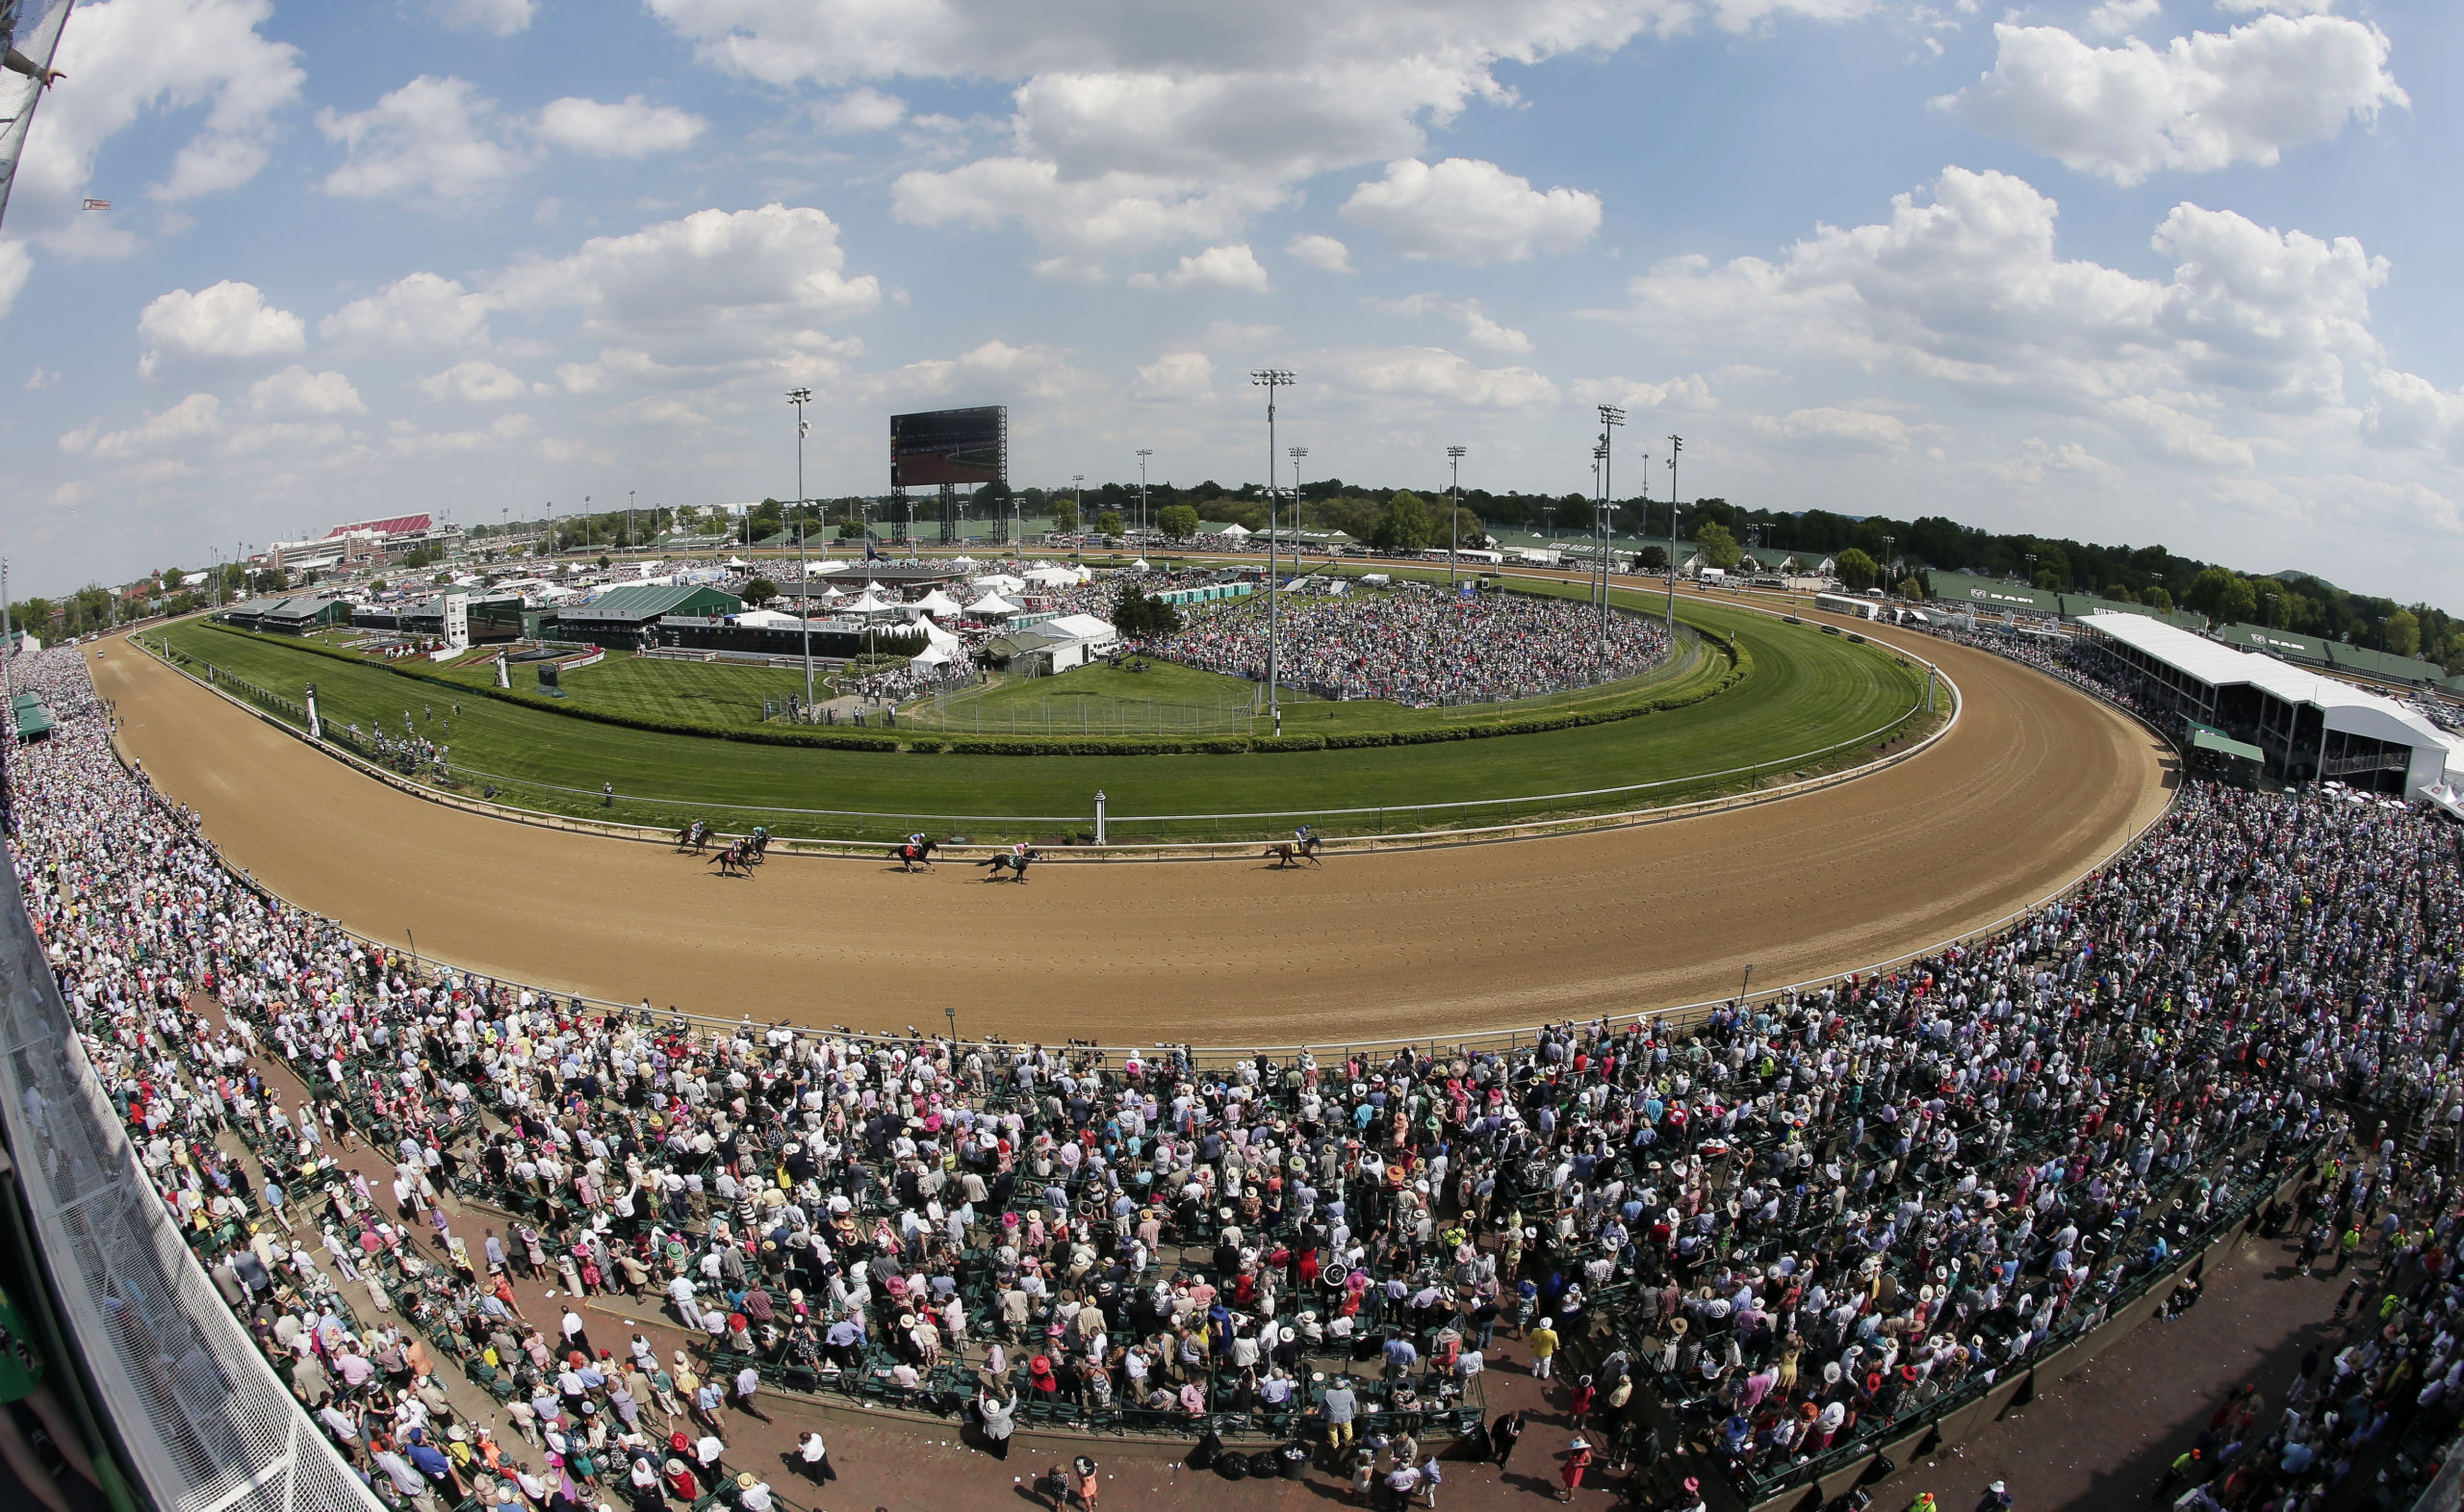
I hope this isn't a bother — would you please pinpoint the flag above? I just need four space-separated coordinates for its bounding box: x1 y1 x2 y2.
864 538 878 562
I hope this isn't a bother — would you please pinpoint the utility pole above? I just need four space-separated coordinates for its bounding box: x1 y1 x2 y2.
1137 448 1152 550
1665 436 1683 629
788 387 815 712
1250 369 1295 735
1072 474 1085 566
1447 445 1467 590
629 488 637 552
1597 405 1624 657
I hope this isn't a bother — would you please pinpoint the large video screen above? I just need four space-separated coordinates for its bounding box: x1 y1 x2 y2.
890 405 1007 487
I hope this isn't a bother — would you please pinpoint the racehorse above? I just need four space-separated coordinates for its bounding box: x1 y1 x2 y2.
978 846 1039 883
746 826 771 865
1261 835 1324 869
711 839 753 878
678 820 709 855
893 837 938 873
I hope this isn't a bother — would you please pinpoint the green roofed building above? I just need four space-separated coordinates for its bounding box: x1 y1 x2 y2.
1925 571 2060 616
2324 642 2450 687
12 692 54 742
218 595 353 635
552 582 744 648
2056 593 2206 631
2213 623 2330 664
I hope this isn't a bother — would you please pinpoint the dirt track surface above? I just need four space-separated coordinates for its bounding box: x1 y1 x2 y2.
92 604 2172 1046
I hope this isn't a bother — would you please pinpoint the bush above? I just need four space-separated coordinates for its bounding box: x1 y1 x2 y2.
1250 734 1326 752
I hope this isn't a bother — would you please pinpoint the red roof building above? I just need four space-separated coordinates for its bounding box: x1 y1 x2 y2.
323 513 432 539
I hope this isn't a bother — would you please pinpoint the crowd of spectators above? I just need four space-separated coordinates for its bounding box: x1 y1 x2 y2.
1139 585 1674 707
4 628 2463 1511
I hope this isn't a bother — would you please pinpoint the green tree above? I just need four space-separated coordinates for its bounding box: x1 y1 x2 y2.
2145 586 2174 612
1157 503 1199 540
2386 608 2422 658
1632 545 1668 572
1897 576 1924 600
596 554 613 571
1835 548 1879 591
2032 570 2062 592
1051 499 1081 534
1696 522 1742 570
2104 583 2138 604
1310 495 1382 541
2213 576 2258 626
1371 490 1433 553
2440 629 2464 675
836 517 869 539
741 577 779 604
1094 510 1124 537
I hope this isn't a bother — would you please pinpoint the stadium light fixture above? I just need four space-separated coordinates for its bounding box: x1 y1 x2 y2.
1447 445 1467 589
1596 405 1624 654
1251 370 1296 731
1665 436 1683 629
1288 447 1308 561
1137 448 1153 548
788 387 816 713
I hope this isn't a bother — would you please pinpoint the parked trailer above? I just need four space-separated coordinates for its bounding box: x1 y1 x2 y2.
1814 592 1886 621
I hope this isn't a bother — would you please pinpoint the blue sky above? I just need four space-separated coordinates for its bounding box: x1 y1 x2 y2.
1 0 2456 605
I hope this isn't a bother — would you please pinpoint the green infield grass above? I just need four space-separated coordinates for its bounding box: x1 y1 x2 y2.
147 591 1933 843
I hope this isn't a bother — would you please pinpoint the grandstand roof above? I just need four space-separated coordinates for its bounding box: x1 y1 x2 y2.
560 583 742 623
1928 572 2058 615
2081 612 2459 773
323 513 432 538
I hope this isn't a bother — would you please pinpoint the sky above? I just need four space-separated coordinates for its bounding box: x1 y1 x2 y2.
0 0 2458 605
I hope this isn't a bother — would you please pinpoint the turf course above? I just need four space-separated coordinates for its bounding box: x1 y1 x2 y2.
428 651 818 730
148 592 1932 843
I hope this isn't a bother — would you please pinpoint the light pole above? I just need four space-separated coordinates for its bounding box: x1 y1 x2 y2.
1665 436 1683 629
1072 474 1086 565
1883 533 1895 595
1597 405 1624 655
788 387 815 712
1447 445 1467 589
1288 448 1307 562
1251 370 1295 733
629 488 637 552
1137 448 1153 550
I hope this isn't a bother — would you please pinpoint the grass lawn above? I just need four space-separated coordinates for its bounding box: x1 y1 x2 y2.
419 650 819 730
152 594 1930 843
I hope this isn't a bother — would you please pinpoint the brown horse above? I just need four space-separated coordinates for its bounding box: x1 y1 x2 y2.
1261 836 1324 869
893 837 938 873
978 846 1039 882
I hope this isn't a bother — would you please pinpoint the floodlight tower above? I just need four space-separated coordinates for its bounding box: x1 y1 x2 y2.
1288 447 1307 562
1665 436 1683 629
787 387 815 710
1250 369 1295 733
1072 474 1086 565
1447 446 1467 589
1137 448 1153 548
1597 404 1625 653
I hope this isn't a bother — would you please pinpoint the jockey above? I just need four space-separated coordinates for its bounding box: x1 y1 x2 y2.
1012 842 1030 859
908 833 927 850
1295 824 1314 845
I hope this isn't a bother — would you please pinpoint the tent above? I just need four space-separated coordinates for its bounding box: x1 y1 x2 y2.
910 642 955 668
1213 523 1250 539
1024 566 1082 587
843 590 897 614
922 620 962 653
970 574 1026 595
732 608 803 628
963 592 1017 617
912 588 963 617
725 556 749 568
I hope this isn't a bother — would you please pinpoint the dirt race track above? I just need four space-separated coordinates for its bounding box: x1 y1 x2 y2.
91 600 2173 1046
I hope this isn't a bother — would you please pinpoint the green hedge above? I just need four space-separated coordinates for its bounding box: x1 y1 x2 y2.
185 619 1756 759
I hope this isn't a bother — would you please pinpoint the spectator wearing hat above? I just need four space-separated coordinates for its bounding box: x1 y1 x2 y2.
1528 1318 1560 1379
1556 1437 1592 1502
1322 1375 1359 1449
978 1390 1017 1458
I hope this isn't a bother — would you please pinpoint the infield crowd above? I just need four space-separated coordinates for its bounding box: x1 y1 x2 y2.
4 633 2464 1512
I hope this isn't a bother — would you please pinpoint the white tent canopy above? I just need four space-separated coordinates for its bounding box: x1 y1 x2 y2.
1023 566 1082 587
725 556 749 567
963 592 1017 617
912 588 963 616
970 574 1026 595
1213 523 1251 539
843 590 896 614
910 642 955 668
922 620 962 652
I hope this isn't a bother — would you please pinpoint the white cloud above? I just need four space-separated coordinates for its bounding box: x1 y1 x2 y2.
25 366 62 391
135 279 304 376
535 96 707 158
2361 371 2464 461
2151 201 2384 412
318 75 531 202
0 242 30 322
2103 393 2254 467
2215 0 2335 12
1571 372 1718 413
416 359 529 402
433 0 535 34
1132 351 1215 400
860 340 1091 404
1988 436 2123 485
489 204 881 364
2083 0 2161 38
1341 158 1601 264
247 365 366 416
819 88 907 133
1461 304 1532 356
1129 243 1270 294
1286 234 1355 274
320 272 493 349
384 412 534 455
71 392 224 459
666 1 1861 265
9 0 303 239
1747 406 1912 453
1326 346 1560 408
1945 16 2406 186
